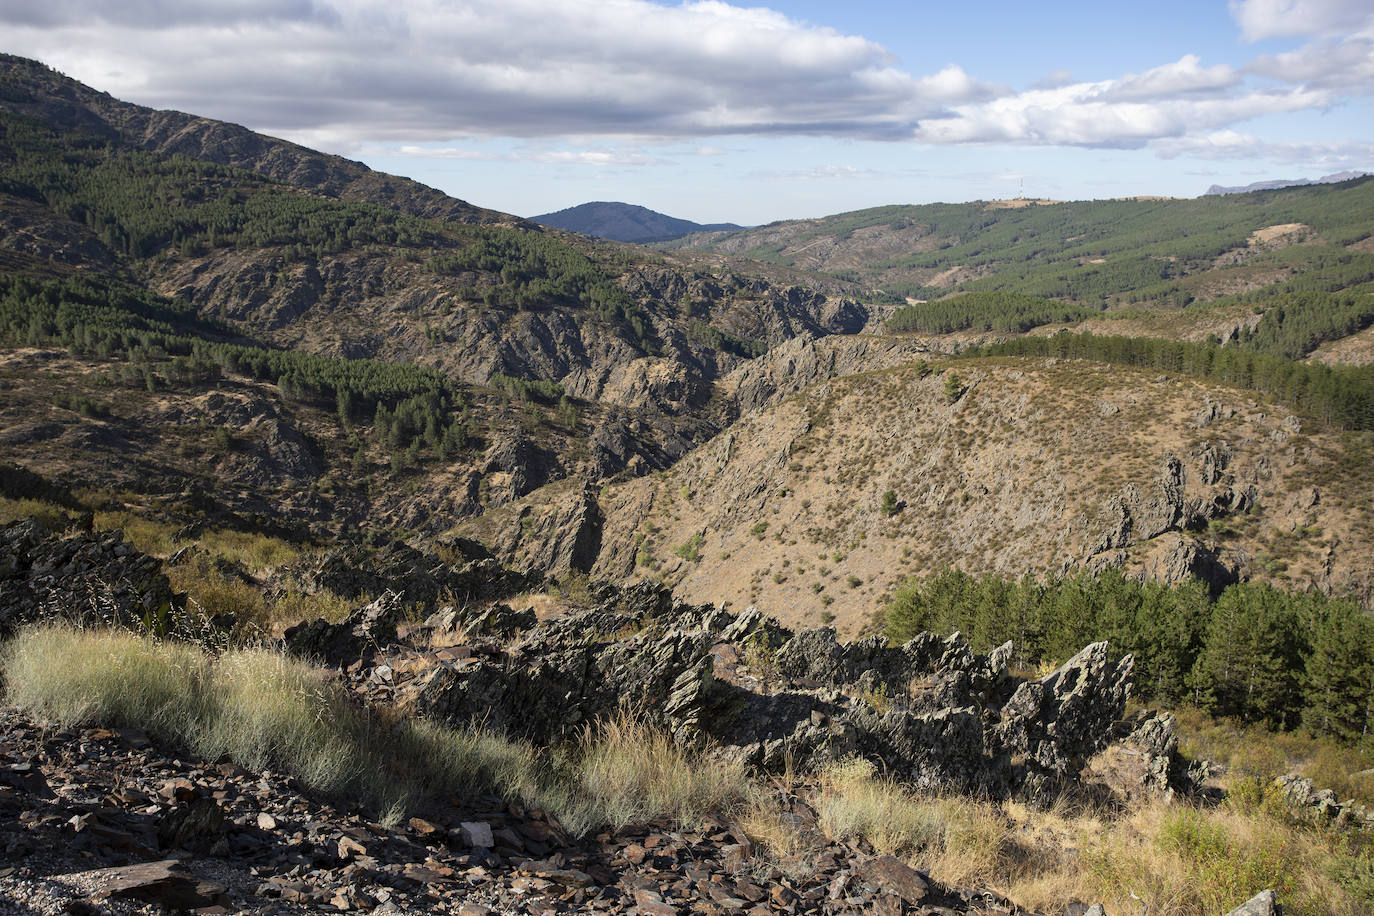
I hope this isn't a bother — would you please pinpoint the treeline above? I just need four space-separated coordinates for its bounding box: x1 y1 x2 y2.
960 332 1374 430
886 291 1094 334
0 272 471 457
885 568 1374 742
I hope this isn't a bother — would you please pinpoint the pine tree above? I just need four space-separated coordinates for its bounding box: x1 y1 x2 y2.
1304 601 1374 741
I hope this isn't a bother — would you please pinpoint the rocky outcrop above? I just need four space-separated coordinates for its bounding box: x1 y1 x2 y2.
397 584 1134 799
726 335 933 416
494 484 605 574
281 591 409 667
0 704 1047 916
0 520 180 638
993 643 1133 795
1275 774 1374 829
1089 444 1257 567
483 428 557 502
271 540 539 610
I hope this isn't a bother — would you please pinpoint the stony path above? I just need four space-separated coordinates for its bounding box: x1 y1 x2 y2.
0 707 1037 915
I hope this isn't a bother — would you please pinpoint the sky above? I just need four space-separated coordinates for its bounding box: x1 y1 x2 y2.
2 0 1373 225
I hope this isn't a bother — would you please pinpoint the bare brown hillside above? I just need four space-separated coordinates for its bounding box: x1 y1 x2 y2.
465 340 1374 636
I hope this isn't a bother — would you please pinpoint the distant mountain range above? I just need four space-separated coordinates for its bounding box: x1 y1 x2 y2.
530 201 742 243
1204 171 1369 196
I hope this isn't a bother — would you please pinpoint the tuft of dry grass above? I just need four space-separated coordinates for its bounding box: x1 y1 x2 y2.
564 711 751 835
813 757 1036 890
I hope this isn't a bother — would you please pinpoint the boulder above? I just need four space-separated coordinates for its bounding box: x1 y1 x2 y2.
1224 889 1281 916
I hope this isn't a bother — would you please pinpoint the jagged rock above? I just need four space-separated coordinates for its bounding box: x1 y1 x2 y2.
1155 535 1236 593
1275 774 1374 828
400 582 1139 799
1224 889 1281 916
1194 400 1236 428
484 428 556 502
504 484 605 574
0 520 182 638
994 642 1133 794
854 855 928 903
282 590 408 665
1113 709 1206 796
425 602 538 638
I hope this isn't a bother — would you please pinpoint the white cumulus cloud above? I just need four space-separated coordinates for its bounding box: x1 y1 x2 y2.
1229 0 1374 41
0 0 1000 146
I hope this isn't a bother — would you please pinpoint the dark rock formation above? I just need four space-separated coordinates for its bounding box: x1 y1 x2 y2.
281 591 409 667
397 584 1134 799
272 541 540 610
0 520 179 638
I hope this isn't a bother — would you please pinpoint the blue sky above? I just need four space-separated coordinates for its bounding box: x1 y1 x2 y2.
3 0 1372 224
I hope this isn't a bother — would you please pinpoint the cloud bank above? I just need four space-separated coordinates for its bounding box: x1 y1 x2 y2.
0 0 1369 162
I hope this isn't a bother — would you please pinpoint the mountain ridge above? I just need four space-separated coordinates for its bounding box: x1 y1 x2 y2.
531 200 742 243
1204 170 1370 196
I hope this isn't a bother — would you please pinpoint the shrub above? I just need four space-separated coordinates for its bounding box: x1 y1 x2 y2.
943 372 964 403
675 533 704 562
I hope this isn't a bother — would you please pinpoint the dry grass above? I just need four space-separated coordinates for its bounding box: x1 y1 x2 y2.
166 557 268 629
740 756 1374 916
269 588 359 627
0 626 752 834
0 496 73 533
89 510 177 557
562 712 752 834
1172 705 1374 806
812 758 1043 890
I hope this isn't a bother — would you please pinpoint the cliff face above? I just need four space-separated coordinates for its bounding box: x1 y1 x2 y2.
461 341 1374 636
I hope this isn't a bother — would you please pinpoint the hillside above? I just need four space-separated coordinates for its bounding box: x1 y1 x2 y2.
6 53 1374 916
459 336 1374 637
531 201 742 243
664 182 1374 332
0 54 866 537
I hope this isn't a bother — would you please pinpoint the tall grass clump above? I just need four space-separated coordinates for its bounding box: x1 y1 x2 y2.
813 757 1023 889
1 625 209 734
1 626 496 820
562 712 751 834
815 757 945 858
